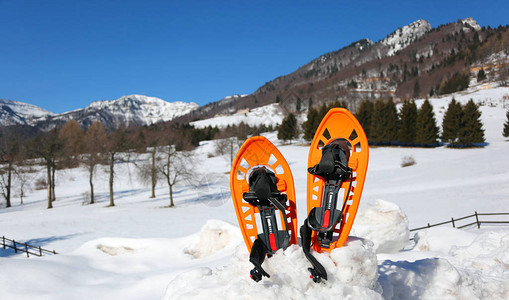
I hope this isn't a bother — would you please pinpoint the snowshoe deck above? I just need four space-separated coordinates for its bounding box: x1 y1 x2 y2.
301 108 369 282
230 136 297 281
306 108 369 252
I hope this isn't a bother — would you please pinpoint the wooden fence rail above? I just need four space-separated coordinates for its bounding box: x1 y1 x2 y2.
1 236 58 258
409 212 509 236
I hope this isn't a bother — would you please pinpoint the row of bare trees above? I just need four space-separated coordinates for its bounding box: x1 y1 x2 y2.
1 118 269 210
0 120 201 209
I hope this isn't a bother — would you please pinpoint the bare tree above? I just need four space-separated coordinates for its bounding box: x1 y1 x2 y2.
158 144 195 207
214 136 240 167
59 120 84 168
29 129 62 209
0 129 20 208
105 128 129 207
83 121 107 204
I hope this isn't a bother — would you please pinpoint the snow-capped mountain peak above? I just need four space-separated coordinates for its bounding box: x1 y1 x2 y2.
381 19 432 56
0 99 54 127
462 17 481 31
0 95 199 130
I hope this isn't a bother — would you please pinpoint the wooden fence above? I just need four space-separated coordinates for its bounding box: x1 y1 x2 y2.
409 212 509 240
1 236 58 258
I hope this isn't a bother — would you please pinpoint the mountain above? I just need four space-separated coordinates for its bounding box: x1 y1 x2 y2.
0 95 198 131
177 18 509 124
0 99 54 127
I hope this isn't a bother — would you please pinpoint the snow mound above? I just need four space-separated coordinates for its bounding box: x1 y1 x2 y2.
379 258 481 299
380 229 509 299
184 219 242 258
413 227 477 253
353 199 410 253
450 230 509 274
164 238 383 299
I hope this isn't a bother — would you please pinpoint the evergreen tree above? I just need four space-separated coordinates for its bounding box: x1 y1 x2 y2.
459 99 485 147
442 98 463 146
303 106 320 141
355 100 374 138
415 99 439 146
397 99 418 145
369 99 385 144
384 98 399 144
504 110 509 138
477 68 487 82
278 113 298 143
318 103 328 121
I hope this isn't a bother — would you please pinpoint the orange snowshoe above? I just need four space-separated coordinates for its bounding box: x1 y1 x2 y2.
230 136 297 282
301 108 369 282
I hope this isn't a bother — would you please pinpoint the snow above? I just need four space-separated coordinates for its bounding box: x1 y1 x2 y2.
353 199 410 253
191 103 284 129
381 20 431 56
1 86 509 299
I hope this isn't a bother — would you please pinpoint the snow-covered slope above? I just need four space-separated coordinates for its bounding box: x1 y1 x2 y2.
0 86 508 299
381 19 432 56
0 99 54 126
191 103 284 129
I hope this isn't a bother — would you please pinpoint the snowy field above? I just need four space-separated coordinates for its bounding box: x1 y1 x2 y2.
1 87 508 299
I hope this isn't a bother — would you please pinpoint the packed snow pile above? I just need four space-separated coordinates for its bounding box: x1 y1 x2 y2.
379 228 509 299
184 219 242 258
413 227 477 252
164 237 382 300
353 199 410 253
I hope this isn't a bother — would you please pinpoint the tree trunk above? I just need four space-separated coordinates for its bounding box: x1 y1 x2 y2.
168 182 174 207
51 163 56 202
150 149 156 198
89 165 95 204
46 162 52 209
5 162 12 208
108 152 115 207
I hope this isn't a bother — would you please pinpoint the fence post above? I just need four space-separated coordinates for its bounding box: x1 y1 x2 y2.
451 218 455 228
2 236 5 249
475 211 480 228
13 240 17 253
39 246 42 256
25 243 29 258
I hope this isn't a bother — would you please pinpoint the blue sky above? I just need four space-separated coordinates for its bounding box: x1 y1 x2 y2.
1 1 507 113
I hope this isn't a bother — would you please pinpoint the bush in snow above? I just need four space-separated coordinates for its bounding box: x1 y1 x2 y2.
352 199 410 253
401 155 416 167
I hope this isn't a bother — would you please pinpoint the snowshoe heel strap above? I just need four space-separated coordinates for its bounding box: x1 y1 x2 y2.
307 207 342 232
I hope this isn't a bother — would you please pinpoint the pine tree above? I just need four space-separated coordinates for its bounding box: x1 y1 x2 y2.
384 98 399 144
397 99 417 145
442 98 463 146
278 113 298 143
369 99 386 144
415 99 439 146
355 100 374 138
370 99 398 145
504 110 509 138
459 99 485 147
303 106 319 141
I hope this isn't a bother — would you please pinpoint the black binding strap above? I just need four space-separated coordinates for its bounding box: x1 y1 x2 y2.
243 167 290 282
301 139 353 282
